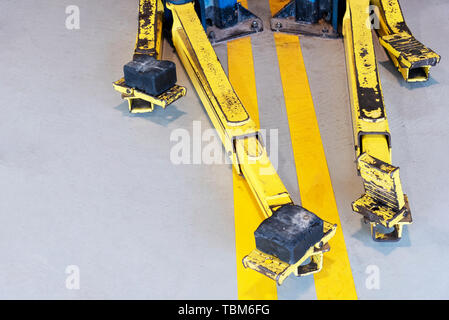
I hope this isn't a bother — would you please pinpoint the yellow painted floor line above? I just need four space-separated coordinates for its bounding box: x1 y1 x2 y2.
227 0 277 300
269 0 357 300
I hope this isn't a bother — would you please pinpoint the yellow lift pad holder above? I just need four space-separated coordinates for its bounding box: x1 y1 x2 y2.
372 0 440 82
113 78 186 113
113 0 186 112
353 153 412 241
243 222 337 285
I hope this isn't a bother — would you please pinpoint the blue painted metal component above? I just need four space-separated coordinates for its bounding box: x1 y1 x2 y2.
203 0 238 29
295 0 332 24
273 0 334 25
166 0 194 4
296 0 319 24
271 0 340 38
214 0 236 8
164 0 262 43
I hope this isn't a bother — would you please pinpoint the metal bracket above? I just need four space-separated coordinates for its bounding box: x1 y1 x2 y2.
206 2 263 44
352 153 412 242
364 196 412 242
242 222 336 285
271 0 339 38
113 78 186 113
379 33 440 82
372 0 440 82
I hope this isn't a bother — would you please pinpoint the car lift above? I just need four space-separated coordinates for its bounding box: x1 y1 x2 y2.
113 0 440 284
113 0 337 285
270 0 439 241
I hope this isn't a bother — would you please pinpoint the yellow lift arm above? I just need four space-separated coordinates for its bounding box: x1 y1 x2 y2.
372 0 440 82
343 0 412 241
166 1 336 284
113 0 187 113
113 0 337 285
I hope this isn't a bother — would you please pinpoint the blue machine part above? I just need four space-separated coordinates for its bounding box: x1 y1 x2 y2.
295 0 333 24
332 0 339 32
167 0 340 33
166 0 239 30
203 0 239 29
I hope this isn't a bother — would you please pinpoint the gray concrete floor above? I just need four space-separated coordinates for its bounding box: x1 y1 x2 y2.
0 0 448 299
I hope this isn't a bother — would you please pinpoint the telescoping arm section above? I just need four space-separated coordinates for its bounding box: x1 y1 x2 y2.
113 0 187 113
112 0 336 284
343 0 412 242
372 0 440 82
166 1 336 284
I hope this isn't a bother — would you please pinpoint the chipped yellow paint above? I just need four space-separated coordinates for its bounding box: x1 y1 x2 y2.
135 0 164 58
343 0 411 241
135 0 156 55
362 107 383 119
343 0 391 163
170 3 252 126
350 0 379 90
113 0 185 110
168 1 335 293
371 0 440 81
155 0 164 59
358 153 405 210
374 0 406 34
168 0 299 220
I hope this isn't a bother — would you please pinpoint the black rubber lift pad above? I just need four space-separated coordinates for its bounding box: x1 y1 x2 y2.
254 204 324 264
124 55 177 96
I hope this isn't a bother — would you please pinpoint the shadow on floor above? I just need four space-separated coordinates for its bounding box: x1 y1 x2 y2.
378 60 440 89
114 101 187 127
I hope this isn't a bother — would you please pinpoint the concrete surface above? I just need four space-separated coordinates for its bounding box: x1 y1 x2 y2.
0 0 448 299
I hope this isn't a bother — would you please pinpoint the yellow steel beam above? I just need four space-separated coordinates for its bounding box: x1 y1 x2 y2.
343 0 412 241
168 1 291 217
135 0 164 59
167 1 336 284
113 0 186 112
343 0 391 164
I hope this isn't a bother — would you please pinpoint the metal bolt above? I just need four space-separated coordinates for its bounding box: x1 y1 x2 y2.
251 20 259 29
275 22 282 29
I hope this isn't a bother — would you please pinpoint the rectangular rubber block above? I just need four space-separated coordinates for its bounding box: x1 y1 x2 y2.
254 204 324 264
124 55 177 96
